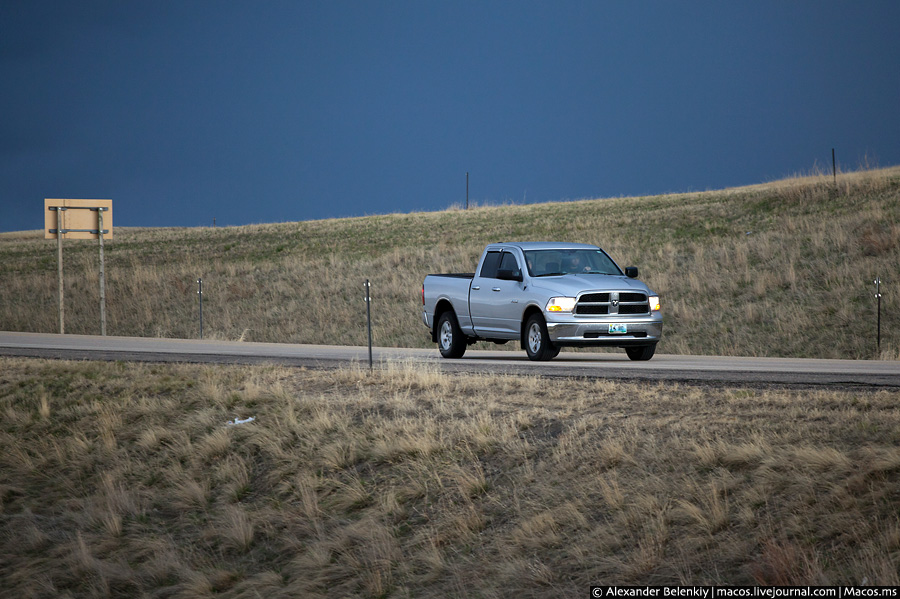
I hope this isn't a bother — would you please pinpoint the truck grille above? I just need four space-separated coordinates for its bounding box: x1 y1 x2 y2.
575 292 649 315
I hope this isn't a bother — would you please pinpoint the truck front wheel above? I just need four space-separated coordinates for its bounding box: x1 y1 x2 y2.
625 344 656 361
437 311 467 359
524 314 558 361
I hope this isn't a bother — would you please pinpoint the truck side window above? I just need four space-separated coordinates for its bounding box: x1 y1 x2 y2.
499 252 521 277
480 251 501 279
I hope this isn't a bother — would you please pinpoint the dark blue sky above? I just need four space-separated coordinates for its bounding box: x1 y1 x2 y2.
2 1 899 233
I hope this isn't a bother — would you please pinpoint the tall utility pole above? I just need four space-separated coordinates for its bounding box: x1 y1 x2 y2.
832 148 837 185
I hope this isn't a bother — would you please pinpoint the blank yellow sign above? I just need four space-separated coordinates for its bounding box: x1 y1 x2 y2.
45 199 113 240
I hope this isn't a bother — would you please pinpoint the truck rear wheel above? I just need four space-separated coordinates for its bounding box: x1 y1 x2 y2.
524 314 558 361
437 311 467 358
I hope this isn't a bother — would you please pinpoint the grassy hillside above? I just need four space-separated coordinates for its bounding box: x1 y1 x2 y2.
1 166 899 359
2 358 900 595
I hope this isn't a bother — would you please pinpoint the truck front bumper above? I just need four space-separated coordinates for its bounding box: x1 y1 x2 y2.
545 316 663 347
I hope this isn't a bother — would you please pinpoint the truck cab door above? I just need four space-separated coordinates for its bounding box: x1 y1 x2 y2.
470 250 523 338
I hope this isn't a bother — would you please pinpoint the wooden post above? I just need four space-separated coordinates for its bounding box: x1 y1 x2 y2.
98 209 107 336
56 207 65 334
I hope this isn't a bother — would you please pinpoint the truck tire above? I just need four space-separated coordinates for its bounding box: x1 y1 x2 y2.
524 313 557 361
437 311 467 359
625 344 656 361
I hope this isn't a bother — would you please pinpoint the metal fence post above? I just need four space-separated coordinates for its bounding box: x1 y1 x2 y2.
874 277 882 356
198 278 204 339
365 280 373 370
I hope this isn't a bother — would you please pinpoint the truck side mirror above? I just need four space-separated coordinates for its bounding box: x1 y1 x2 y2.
625 266 639 278
497 269 523 282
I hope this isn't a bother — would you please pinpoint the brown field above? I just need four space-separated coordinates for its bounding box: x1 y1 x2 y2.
2 357 899 596
2 167 900 596
1 165 899 360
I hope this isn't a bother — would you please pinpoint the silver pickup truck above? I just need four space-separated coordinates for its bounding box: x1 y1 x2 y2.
421 242 662 361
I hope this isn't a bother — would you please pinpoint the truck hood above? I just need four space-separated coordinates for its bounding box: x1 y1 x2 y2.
529 274 654 297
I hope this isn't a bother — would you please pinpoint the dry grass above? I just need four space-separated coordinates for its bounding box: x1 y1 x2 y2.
2 356 900 596
2 165 899 359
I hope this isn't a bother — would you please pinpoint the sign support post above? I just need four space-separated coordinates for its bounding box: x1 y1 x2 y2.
98 208 107 336
55 207 66 334
45 199 113 335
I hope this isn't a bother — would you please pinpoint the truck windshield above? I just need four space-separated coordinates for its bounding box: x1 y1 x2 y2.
523 249 623 277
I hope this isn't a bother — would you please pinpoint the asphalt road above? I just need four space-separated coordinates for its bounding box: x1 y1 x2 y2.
2 331 899 389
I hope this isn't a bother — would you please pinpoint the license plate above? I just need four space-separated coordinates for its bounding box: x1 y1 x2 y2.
608 323 627 334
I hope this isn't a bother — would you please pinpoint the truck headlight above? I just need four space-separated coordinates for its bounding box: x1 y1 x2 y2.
649 296 661 311
546 297 577 313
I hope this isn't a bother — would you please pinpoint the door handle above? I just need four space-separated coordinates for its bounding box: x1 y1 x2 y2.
492 287 501 292
471 286 480 291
